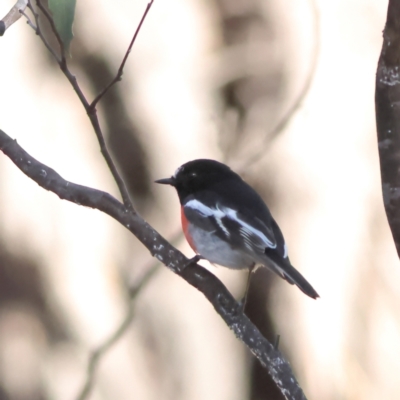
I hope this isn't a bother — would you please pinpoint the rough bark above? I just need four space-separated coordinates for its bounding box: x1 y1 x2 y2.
376 0 400 257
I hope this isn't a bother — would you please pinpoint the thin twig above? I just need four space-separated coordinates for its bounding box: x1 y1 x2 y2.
75 263 160 400
26 1 61 62
90 0 155 109
25 0 140 213
35 0 65 63
19 8 36 31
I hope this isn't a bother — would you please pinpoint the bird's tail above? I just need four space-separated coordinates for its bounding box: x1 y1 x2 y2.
279 262 319 299
265 256 319 299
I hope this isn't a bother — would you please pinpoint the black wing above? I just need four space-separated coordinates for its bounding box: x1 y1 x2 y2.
183 195 319 299
183 195 279 256
192 178 287 257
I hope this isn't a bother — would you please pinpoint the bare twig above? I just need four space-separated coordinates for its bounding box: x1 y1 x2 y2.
24 0 140 213
90 0 155 109
76 263 160 400
35 0 66 62
26 2 61 62
0 129 307 400
0 0 28 36
19 8 36 30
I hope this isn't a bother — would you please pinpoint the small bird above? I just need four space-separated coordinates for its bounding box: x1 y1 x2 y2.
156 159 319 302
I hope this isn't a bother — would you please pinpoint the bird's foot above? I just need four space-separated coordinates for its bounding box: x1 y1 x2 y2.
182 254 204 270
237 297 246 314
238 265 255 314
274 334 281 350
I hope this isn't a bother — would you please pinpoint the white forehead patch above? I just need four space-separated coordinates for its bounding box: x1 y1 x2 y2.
174 165 184 177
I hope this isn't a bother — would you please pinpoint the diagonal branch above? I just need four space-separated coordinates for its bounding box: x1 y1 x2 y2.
0 129 307 400
90 0 155 110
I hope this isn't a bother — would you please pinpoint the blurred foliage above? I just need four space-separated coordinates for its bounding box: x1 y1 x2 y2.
48 0 76 49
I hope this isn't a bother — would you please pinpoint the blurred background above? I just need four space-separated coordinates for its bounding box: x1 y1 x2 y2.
0 0 395 399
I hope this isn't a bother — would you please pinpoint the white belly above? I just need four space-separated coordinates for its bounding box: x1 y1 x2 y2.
188 226 254 270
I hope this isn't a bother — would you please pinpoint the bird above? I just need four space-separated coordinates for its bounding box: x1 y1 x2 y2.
155 159 319 305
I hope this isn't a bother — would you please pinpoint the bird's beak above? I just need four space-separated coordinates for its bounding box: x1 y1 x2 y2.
155 177 176 186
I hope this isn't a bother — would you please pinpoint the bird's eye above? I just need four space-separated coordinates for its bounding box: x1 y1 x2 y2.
182 171 197 188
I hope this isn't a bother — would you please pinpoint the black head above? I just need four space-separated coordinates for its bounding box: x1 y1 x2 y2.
155 159 240 201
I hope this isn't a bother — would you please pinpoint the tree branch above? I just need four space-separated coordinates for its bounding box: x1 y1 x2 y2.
35 0 66 62
89 0 155 109
0 0 28 36
0 129 307 400
376 0 400 258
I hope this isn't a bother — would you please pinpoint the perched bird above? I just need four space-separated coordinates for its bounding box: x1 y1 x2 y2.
156 159 319 302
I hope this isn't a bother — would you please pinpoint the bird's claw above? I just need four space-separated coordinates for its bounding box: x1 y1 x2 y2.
182 254 204 270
